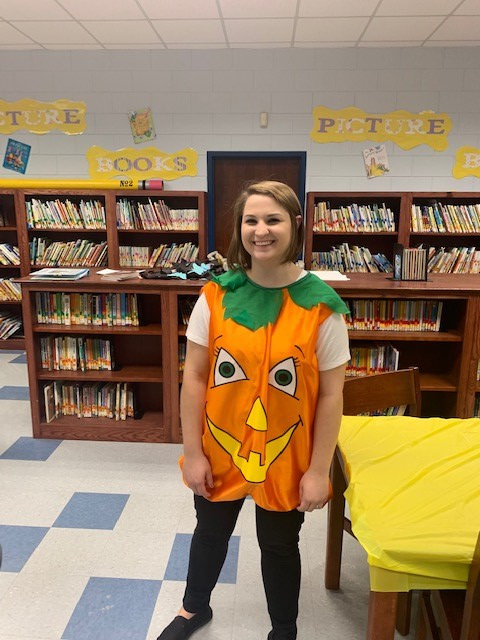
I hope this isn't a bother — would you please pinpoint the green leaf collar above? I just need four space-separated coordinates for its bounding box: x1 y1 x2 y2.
212 270 349 331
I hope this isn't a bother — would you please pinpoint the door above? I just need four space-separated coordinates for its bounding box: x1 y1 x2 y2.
207 151 306 256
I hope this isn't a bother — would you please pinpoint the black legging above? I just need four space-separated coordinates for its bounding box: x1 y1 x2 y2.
183 495 305 635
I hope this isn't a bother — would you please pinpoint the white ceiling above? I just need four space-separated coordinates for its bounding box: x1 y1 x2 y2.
0 0 479 50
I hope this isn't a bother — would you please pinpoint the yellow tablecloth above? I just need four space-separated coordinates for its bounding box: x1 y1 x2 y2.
338 415 480 592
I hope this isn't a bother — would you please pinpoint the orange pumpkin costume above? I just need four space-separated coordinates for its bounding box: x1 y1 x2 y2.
182 270 349 512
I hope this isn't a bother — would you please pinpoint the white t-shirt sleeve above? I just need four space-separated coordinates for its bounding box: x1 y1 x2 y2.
185 293 210 347
186 293 351 371
316 312 351 371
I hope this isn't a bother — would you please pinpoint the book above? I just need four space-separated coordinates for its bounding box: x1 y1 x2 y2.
44 382 57 423
30 267 89 280
98 269 140 281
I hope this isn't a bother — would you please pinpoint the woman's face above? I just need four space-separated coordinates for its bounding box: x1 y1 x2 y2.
240 194 296 266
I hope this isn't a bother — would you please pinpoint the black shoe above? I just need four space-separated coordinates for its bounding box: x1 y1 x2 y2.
157 607 213 640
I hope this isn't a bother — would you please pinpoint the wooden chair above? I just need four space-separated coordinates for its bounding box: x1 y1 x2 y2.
325 367 422 635
416 531 480 640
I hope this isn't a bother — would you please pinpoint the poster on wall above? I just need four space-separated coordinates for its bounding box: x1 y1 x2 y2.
310 106 451 151
86 145 198 181
128 107 156 144
452 146 480 179
363 144 390 179
3 138 31 174
0 98 86 135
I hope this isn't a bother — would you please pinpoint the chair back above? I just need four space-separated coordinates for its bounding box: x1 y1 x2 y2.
343 367 421 417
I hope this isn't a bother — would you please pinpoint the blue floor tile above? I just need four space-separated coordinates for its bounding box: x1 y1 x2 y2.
164 533 240 584
0 436 63 461
9 352 27 364
0 349 25 355
0 525 49 572
61 576 162 640
0 386 30 400
53 492 129 530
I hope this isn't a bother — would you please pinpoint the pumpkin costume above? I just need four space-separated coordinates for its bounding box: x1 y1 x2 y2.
182 270 349 512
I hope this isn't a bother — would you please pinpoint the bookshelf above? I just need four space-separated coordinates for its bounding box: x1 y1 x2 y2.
0 190 26 349
2 187 206 352
19 272 480 443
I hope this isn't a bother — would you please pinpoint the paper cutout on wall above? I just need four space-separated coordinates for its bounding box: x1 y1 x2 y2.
310 106 451 151
363 144 390 179
3 138 31 174
0 99 86 135
452 146 480 179
86 146 198 181
128 107 156 144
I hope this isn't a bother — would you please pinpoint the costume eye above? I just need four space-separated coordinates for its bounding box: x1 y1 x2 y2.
213 348 248 387
269 357 297 397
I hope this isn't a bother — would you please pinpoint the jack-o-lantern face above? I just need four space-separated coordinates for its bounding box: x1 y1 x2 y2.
205 340 306 483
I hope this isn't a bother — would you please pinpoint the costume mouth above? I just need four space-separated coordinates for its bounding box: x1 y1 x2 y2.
206 413 301 483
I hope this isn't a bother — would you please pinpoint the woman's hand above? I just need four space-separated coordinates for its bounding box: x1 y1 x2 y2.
183 453 214 498
297 468 332 512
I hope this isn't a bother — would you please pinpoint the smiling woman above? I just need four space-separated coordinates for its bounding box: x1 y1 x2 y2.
157 181 351 640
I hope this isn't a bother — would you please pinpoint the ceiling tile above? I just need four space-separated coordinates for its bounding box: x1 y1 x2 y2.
220 0 297 18
358 41 423 46
12 20 97 44
296 17 368 41
455 0 480 14
0 0 71 20
138 0 219 19
362 17 443 41
83 20 161 44
299 0 378 17
152 19 225 44
0 21 35 44
105 43 166 49
231 42 291 48
225 18 294 43
45 44 104 49
57 0 145 20
430 16 480 39
377 0 460 16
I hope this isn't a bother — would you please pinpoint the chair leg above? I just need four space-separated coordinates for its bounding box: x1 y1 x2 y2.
325 450 347 590
396 591 412 635
366 591 398 640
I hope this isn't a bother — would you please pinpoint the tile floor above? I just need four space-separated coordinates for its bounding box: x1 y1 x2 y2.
0 349 417 639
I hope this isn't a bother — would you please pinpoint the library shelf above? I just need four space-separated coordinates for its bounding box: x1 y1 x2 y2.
37 365 163 383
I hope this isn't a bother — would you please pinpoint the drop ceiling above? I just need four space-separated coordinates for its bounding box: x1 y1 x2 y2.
0 0 479 50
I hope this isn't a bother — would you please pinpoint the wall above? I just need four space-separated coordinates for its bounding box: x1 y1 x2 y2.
1 46 480 192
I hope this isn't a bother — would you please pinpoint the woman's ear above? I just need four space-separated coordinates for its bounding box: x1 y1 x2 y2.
296 215 302 228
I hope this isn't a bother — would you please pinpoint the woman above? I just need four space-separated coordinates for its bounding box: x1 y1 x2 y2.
158 181 350 640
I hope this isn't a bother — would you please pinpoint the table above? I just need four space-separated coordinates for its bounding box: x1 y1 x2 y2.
332 415 480 639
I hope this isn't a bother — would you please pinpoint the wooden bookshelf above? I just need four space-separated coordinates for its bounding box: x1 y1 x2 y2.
0 189 25 349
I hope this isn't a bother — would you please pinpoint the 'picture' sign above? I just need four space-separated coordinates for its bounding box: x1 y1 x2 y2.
0 99 86 135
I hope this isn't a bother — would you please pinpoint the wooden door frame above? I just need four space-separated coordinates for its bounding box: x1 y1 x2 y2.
206 150 307 252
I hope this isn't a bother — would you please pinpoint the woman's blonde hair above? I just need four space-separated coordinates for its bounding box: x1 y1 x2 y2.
226 180 304 270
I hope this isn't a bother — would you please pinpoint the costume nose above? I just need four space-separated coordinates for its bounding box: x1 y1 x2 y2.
246 397 267 432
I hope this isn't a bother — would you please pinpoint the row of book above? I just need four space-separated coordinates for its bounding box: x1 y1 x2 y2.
178 298 196 326
34 292 140 326
0 311 22 339
0 209 9 226
475 396 480 418
395 246 427 281
311 245 392 273
477 360 480 382
346 342 399 378
0 279 21 301
116 198 199 231
0 243 20 265
411 202 480 233
344 299 443 331
43 381 135 423
179 342 186 372
119 242 199 268
26 199 106 229
30 238 108 267
40 336 115 371
313 202 396 233
427 246 480 274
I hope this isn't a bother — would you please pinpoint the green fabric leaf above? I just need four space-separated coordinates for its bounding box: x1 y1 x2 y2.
213 269 349 330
